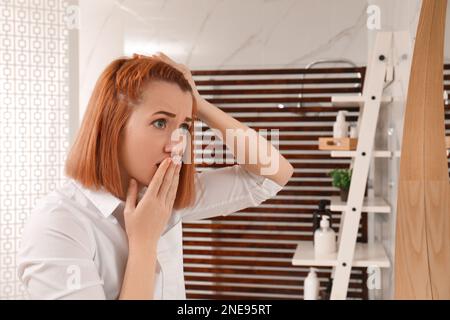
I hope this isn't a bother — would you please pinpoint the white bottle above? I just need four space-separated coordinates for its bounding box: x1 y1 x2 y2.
333 111 349 138
314 216 337 257
349 124 358 138
304 267 320 300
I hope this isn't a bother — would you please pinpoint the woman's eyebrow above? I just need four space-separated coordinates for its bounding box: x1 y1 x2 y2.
152 110 192 122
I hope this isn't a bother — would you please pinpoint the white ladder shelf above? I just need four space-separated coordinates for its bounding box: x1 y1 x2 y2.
291 32 394 300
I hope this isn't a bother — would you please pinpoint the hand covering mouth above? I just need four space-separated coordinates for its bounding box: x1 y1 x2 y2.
155 153 183 168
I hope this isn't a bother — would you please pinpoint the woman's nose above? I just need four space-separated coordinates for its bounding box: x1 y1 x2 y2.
164 128 189 158
164 140 185 156
164 143 177 154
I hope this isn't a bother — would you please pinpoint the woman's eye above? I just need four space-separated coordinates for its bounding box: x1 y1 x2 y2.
152 119 167 129
152 119 190 131
180 123 190 131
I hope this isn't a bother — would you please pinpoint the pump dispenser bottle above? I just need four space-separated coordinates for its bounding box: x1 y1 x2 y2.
333 111 349 138
314 216 337 257
312 200 333 242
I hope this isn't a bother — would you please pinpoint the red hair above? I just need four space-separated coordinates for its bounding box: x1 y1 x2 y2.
65 54 197 209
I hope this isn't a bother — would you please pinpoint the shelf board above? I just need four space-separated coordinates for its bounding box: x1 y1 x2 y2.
331 95 393 107
292 241 391 268
329 196 391 213
330 150 392 158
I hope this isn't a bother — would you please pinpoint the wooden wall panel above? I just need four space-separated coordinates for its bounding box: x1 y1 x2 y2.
445 64 450 176
395 0 450 299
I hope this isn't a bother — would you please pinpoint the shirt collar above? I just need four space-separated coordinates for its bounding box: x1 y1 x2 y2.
70 178 147 218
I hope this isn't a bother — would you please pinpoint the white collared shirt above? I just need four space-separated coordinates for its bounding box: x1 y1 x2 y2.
16 165 284 300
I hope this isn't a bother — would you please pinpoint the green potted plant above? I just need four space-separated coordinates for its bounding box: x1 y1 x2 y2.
329 168 352 201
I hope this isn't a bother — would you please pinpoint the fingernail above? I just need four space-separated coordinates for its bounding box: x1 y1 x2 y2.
171 155 182 165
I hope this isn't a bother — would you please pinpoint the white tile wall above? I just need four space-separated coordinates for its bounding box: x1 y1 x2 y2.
0 0 74 299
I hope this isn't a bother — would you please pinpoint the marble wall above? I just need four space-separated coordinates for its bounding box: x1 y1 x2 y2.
78 0 449 120
79 0 371 117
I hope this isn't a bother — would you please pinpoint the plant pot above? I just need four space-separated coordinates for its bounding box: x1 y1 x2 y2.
340 189 349 202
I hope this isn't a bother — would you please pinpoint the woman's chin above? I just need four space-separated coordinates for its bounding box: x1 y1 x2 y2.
133 178 146 190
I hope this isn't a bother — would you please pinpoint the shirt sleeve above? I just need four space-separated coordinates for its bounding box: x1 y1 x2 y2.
16 208 106 300
177 164 284 222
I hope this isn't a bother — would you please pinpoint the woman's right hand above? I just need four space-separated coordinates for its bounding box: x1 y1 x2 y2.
123 158 181 249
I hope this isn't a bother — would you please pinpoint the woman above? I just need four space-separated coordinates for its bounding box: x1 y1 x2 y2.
17 52 294 299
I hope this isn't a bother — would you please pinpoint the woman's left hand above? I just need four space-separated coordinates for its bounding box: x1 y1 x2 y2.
151 52 202 102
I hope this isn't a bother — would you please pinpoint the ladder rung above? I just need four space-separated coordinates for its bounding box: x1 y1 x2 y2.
292 241 390 268
331 95 393 107
330 150 392 158
329 196 391 213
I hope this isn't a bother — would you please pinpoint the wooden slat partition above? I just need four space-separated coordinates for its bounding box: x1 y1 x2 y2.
184 66 368 300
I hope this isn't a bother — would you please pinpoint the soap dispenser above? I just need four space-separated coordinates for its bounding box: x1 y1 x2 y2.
312 200 333 241
333 111 349 138
304 267 320 300
314 216 337 257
